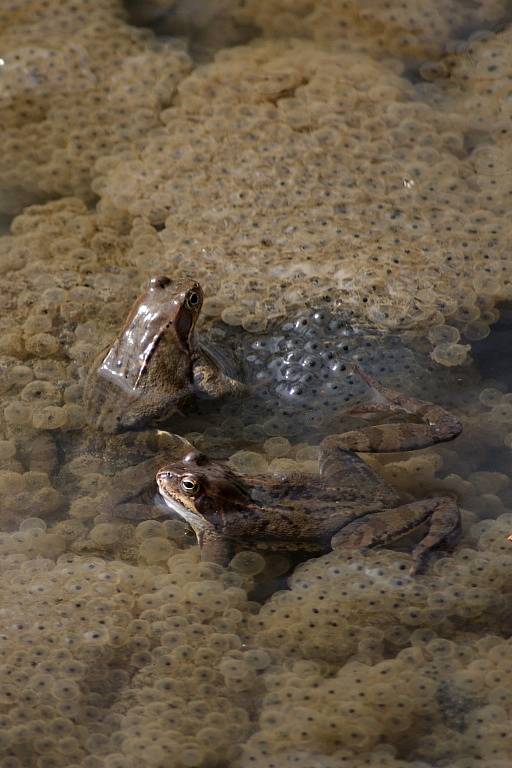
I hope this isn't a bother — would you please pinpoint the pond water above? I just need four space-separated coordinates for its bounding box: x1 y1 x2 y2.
1 2 512 767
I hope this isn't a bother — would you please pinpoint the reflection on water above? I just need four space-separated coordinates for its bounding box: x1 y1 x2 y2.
0 214 11 236
1 1 512 766
473 303 512 389
125 0 260 61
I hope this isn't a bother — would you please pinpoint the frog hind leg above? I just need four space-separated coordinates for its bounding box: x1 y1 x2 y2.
336 365 462 452
320 439 398 501
331 496 461 575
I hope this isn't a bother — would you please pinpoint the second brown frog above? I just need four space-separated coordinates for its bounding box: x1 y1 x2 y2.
84 275 244 433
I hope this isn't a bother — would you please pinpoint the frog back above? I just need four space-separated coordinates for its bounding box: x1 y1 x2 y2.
214 474 384 553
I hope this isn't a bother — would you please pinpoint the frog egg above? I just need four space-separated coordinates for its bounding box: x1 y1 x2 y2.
51 679 81 702
4 401 32 426
177 744 205 767
138 536 175 564
24 333 60 358
32 406 68 430
263 436 291 458
0 439 17 463
230 551 266 576
6 365 34 389
0 470 25 495
244 648 272 672
0 331 26 357
89 524 122 547
19 517 47 532
269 458 300 475
228 450 268 474
295 444 319 462
464 320 491 341
489 402 512 425
430 342 471 367
63 383 83 404
134 520 165 540
62 404 86 429
221 307 245 326
427 324 460 345
469 471 509 495
69 496 98 520
2 759 23 768
160 518 190 543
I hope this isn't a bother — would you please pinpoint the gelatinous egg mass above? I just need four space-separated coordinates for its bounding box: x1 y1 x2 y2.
1 5 512 768
173 306 471 447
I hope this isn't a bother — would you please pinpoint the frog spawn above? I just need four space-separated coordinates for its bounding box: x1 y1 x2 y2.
0 5 511 352
239 541 512 767
1 4 512 768
176 306 472 446
0 413 512 768
248 309 445 411
0 511 512 768
0 0 193 215
232 0 508 60
0 539 256 768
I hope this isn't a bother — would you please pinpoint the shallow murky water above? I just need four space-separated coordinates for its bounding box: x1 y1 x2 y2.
1 2 512 767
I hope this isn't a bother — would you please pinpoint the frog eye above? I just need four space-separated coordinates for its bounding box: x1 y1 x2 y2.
185 290 202 310
180 476 200 495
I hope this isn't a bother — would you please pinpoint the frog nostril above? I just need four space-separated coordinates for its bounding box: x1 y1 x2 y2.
151 276 171 289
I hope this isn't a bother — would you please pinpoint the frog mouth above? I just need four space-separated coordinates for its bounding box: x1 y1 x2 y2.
175 306 194 349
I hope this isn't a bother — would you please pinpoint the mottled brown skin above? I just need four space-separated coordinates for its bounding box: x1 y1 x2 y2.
84 275 243 434
157 368 463 574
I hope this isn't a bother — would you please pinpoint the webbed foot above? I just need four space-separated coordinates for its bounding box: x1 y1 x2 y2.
331 495 461 575
331 365 462 452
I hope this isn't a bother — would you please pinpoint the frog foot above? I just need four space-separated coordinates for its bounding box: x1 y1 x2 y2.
331 495 461 575
337 365 462 452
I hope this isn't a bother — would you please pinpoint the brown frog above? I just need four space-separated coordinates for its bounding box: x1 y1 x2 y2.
84 275 244 433
156 368 463 574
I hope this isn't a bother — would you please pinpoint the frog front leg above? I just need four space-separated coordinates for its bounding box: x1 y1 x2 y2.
331 496 461 574
335 365 462 452
198 529 236 566
193 343 247 400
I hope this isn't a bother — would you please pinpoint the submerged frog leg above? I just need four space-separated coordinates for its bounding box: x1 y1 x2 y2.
194 365 247 398
320 438 397 500
332 496 461 575
198 529 235 566
105 455 165 505
336 365 462 452
110 502 163 522
193 343 247 399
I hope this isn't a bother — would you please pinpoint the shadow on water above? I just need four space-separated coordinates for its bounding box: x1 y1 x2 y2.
472 302 512 390
124 0 260 61
0 214 12 235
